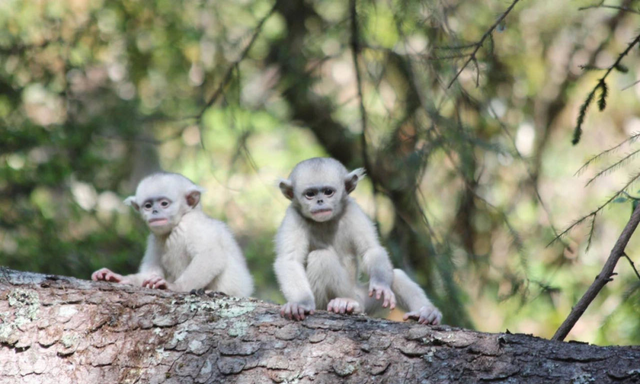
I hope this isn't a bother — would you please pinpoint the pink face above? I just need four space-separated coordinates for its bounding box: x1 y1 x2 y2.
140 197 177 234
299 185 341 222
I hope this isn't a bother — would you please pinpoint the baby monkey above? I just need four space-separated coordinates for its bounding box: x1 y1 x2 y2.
274 158 442 325
92 172 253 297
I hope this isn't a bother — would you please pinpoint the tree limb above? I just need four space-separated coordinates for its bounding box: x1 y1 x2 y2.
553 203 640 341
1 269 640 383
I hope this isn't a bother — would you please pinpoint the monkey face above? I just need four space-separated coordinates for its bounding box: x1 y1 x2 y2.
280 158 365 223
139 197 180 235
298 184 342 222
124 172 205 235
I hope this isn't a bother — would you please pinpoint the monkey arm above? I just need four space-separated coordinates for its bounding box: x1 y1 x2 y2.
393 269 442 325
349 207 394 286
347 205 396 308
391 269 434 311
169 231 231 292
274 212 315 309
121 235 165 286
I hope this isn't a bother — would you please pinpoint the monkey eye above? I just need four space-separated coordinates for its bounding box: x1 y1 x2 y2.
323 188 335 197
304 191 316 199
143 202 153 210
160 200 170 208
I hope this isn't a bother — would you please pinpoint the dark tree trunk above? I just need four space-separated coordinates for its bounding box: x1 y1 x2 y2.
0 268 639 383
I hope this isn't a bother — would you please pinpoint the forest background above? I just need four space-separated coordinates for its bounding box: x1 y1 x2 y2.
1 0 640 345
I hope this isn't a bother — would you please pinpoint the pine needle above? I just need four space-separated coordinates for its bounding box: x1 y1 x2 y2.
597 81 608 111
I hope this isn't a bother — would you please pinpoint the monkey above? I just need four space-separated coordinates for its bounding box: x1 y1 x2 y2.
91 172 254 297
274 158 442 325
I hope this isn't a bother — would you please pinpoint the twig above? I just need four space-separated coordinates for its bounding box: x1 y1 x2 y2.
349 0 374 193
621 79 640 91
585 148 640 187
622 252 640 281
573 32 640 144
486 103 563 243
579 2 640 14
446 0 521 88
193 2 277 120
575 132 640 176
548 170 640 246
552 203 640 341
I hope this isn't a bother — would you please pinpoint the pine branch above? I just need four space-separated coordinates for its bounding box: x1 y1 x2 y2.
573 90 595 145
575 132 640 176
597 81 608 111
572 32 640 145
585 148 640 187
446 0 522 89
194 1 277 120
549 169 640 246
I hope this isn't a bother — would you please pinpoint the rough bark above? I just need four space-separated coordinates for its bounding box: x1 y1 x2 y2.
1 269 639 383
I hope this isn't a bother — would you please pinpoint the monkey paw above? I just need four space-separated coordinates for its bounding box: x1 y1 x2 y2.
403 305 442 325
91 268 124 283
280 302 314 321
327 298 362 315
368 282 397 310
142 275 173 290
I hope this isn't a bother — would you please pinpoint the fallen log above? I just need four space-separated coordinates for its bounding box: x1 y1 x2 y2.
0 268 639 383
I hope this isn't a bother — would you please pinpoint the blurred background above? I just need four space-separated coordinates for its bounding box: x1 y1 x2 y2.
1 0 640 345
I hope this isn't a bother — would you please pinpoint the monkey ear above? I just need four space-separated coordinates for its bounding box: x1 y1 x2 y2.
123 196 140 211
345 168 366 194
279 179 294 200
186 186 206 208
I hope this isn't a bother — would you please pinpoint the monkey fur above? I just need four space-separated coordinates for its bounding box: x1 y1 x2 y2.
92 172 253 297
274 158 442 324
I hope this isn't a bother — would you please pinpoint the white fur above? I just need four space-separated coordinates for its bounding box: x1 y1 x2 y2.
95 172 253 297
274 158 441 322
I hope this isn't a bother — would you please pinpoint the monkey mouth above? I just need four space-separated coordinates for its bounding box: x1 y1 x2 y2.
311 208 333 217
148 218 169 226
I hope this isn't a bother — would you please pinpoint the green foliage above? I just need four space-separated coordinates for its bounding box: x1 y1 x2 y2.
1 0 640 345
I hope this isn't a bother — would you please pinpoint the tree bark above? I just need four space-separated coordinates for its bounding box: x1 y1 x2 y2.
0 269 639 383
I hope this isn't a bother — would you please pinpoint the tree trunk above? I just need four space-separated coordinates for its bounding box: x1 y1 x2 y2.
0 269 639 383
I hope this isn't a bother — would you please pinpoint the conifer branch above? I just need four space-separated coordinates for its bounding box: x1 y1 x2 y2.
572 32 640 145
575 132 640 175
194 2 277 120
585 148 640 187
549 170 640 246
446 0 522 89
597 81 608 111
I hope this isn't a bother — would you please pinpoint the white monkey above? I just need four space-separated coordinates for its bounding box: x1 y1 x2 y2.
274 158 442 325
91 172 254 297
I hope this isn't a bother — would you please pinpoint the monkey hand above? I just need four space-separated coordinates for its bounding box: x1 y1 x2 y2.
142 274 174 290
368 281 397 309
91 268 125 283
280 302 315 321
403 305 442 325
327 298 362 315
